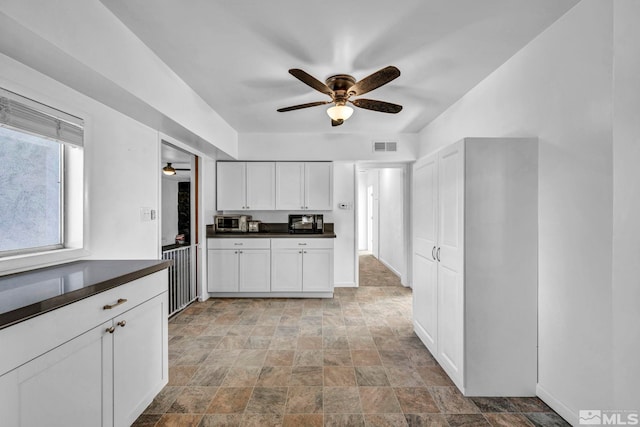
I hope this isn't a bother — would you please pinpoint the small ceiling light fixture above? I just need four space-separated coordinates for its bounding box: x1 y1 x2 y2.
326 104 354 124
162 162 176 176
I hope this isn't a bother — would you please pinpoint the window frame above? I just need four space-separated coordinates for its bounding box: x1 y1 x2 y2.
0 87 85 272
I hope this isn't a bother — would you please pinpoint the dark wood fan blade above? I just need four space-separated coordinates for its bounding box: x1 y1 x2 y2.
277 101 331 112
351 98 403 114
331 119 344 127
289 69 334 96
349 66 400 96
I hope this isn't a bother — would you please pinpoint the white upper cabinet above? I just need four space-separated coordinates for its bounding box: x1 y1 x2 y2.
275 162 305 210
275 162 333 210
217 162 246 211
246 162 276 210
217 162 275 211
217 161 332 211
304 162 333 210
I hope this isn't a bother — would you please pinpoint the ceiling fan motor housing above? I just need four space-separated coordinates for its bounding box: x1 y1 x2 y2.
326 74 357 105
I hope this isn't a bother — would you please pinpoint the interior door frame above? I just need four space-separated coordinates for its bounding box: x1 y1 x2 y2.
354 162 412 288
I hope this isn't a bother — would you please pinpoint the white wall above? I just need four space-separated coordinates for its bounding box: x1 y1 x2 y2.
612 0 640 411
378 168 404 278
417 0 615 421
356 170 369 251
0 52 161 260
161 179 179 246
0 0 238 159
239 133 418 162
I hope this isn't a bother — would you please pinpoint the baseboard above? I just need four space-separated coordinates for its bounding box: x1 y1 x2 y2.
334 282 357 288
536 383 577 426
378 257 402 278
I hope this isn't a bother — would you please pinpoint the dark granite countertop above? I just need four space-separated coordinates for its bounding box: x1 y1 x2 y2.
206 223 336 239
0 259 172 330
207 231 336 239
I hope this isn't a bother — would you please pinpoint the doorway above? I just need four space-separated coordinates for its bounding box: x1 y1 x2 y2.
161 141 198 315
356 166 407 287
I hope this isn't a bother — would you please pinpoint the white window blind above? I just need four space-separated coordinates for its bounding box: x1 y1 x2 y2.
0 88 83 147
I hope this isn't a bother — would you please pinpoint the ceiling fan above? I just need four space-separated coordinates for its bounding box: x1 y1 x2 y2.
277 66 402 126
162 162 190 176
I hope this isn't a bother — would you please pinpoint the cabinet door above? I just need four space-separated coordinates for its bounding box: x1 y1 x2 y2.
239 249 271 292
0 322 113 427
305 162 333 210
412 155 439 353
271 249 303 291
217 162 246 210
208 249 239 292
275 162 305 210
113 293 168 427
436 142 464 385
302 249 333 292
246 162 276 210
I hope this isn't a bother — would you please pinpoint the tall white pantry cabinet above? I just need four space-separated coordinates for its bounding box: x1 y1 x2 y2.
412 137 538 396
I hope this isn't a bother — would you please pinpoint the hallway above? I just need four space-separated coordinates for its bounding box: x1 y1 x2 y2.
133 285 566 426
358 254 403 287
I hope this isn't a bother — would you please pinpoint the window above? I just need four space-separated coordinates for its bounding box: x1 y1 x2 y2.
0 88 83 257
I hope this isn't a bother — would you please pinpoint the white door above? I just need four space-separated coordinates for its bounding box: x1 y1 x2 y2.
217 162 246 210
239 249 271 292
275 162 305 210
246 162 276 210
0 321 112 427
207 249 239 292
436 142 464 385
305 162 333 210
113 293 168 427
412 154 439 354
302 249 333 292
271 249 303 291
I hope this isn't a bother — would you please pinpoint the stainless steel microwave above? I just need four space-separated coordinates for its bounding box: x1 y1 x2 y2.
214 215 251 232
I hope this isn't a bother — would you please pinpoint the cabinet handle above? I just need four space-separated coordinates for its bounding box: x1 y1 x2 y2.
234 251 238 254
300 206 304 209
234 243 243 245
246 206 250 209
117 320 126 328
106 326 115 334
305 206 308 209
303 251 307 254
298 243 307 246
298 251 302 254
432 246 436 260
103 298 127 310
239 251 243 254
436 247 441 262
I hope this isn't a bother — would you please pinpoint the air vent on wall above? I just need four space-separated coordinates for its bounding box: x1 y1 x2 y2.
373 141 397 152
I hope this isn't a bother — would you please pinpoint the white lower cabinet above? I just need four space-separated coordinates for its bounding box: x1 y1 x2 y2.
0 272 169 427
207 238 334 295
207 239 271 292
271 239 333 293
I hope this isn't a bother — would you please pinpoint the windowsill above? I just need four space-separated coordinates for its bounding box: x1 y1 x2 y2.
0 248 90 276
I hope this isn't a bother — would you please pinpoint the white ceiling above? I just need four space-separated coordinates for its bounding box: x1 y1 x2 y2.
102 0 578 135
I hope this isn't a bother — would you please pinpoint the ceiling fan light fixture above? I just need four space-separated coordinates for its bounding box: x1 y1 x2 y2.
326 105 353 122
162 162 176 176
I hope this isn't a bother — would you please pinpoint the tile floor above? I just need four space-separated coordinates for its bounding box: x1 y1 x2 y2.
134 285 569 426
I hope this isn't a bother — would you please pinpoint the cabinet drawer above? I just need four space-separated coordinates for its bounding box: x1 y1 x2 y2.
271 238 334 250
0 271 167 376
208 238 270 250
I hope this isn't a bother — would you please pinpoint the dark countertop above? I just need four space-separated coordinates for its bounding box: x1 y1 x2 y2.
206 222 336 239
207 231 336 239
0 259 172 330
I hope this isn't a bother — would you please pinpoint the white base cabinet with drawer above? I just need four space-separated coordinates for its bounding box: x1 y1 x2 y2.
207 238 271 293
0 271 169 427
271 239 333 293
207 238 334 297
